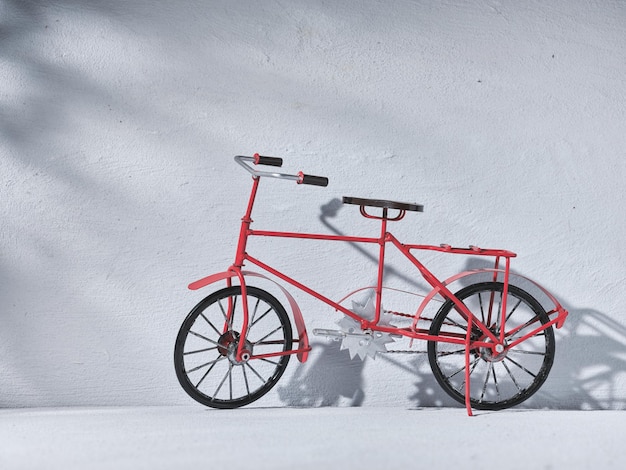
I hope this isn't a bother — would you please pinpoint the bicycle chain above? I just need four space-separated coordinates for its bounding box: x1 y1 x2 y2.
381 349 428 354
379 310 432 354
384 309 425 320
380 310 478 355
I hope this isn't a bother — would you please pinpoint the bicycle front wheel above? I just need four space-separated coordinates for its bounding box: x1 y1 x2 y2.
427 282 555 410
174 286 293 408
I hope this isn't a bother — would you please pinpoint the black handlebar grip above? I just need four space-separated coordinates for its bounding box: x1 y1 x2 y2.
254 153 283 167
298 173 329 187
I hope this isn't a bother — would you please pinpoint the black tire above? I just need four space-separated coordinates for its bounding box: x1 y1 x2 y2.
427 282 555 410
174 286 293 408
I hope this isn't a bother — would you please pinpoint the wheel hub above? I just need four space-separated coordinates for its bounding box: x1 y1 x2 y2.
479 338 508 362
217 331 253 364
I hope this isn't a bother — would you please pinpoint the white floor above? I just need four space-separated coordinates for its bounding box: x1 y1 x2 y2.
1 406 623 469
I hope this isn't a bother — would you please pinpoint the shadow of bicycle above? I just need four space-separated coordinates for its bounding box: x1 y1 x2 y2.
276 199 626 410
277 341 366 407
535 306 626 410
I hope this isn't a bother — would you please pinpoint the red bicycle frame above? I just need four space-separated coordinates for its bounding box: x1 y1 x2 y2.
189 156 569 415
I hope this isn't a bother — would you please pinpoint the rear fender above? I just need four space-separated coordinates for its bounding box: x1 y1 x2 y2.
188 271 310 362
412 269 568 330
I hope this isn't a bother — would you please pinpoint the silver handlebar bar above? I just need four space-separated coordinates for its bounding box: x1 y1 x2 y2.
234 155 329 187
234 155 300 182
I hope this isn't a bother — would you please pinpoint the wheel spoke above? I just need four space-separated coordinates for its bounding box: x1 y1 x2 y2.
245 362 268 384
187 357 224 373
217 296 237 330
437 347 465 357
479 362 492 403
504 356 537 378
250 297 261 324
213 364 232 397
502 360 522 393
194 356 224 388
507 349 546 356
447 354 480 381
442 316 468 331
492 363 500 401
259 357 280 366
189 330 220 346
255 340 288 346
506 313 543 338
229 363 233 400
248 306 273 333
242 364 251 397
253 325 284 345
504 298 523 325
456 356 480 393
217 298 228 323
485 291 500 327
200 312 221 336
184 346 219 356
229 295 237 329
478 292 485 324
496 292 503 329
508 329 546 342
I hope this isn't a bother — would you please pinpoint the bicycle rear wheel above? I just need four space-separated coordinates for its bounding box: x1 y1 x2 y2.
427 282 555 410
174 286 293 408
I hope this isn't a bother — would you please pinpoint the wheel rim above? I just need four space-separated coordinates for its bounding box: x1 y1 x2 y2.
175 286 292 408
428 282 555 410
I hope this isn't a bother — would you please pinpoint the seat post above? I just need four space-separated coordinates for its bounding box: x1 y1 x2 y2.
373 208 388 326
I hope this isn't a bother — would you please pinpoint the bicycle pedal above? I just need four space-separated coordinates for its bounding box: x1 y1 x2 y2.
312 328 344 338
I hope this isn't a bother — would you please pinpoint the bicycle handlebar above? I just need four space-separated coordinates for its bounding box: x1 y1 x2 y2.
234 154 329 187
254 154 283 167
297 172 329 187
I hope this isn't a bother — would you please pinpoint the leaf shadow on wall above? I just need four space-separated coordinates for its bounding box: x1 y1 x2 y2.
0 0 198 406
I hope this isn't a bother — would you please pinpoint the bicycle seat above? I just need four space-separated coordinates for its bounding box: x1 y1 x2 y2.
342 196 424 212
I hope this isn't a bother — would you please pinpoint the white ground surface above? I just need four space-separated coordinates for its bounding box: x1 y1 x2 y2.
1 406 623 469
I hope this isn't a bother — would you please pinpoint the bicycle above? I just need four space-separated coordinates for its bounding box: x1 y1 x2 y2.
174 154 569 415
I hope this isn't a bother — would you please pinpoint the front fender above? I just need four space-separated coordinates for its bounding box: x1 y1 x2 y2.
188 270 310 362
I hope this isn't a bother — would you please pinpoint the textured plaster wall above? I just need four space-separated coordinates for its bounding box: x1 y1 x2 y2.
1 0 625 408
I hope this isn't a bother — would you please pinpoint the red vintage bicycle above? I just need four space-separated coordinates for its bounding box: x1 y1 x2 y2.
174 154 568 415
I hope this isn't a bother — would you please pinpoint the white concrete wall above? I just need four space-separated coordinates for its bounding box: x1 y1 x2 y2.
1 0 625 409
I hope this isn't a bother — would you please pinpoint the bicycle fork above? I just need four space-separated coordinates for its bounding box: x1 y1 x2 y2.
227 176 260 362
